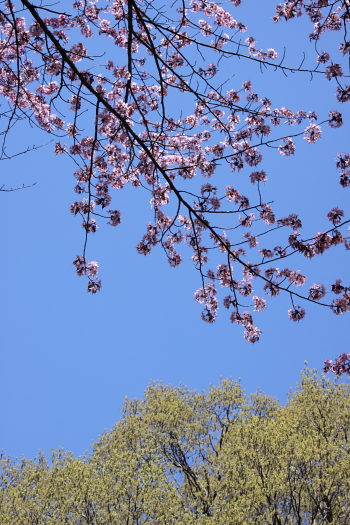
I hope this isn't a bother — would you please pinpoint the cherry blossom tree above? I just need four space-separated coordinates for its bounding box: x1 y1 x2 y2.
0 0 349 369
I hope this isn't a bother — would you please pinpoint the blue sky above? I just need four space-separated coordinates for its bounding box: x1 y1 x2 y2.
1 0 349 460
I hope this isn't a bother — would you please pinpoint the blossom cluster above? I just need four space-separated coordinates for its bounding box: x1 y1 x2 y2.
324 352 350 376
0 0 349 358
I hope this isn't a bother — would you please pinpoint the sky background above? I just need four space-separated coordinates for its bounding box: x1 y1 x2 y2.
2 0 349 460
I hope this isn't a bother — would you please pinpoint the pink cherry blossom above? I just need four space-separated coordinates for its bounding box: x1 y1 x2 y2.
88 278 102 294
249 170 267 184
279 137 296 156
325 64 343 79
107 210 121 227
308 283 326 301
323 353 350 376
328 110 342 128
252 296 266 311
327 207 344 225
303 124 322 143
86 261 99 276
288 305 306 322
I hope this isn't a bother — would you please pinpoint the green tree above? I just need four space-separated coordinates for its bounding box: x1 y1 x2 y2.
1 370 350 524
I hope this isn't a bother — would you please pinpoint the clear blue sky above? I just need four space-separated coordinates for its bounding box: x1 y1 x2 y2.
2 0 349 460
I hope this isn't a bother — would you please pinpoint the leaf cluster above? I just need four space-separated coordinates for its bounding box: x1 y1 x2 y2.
1 370 350 524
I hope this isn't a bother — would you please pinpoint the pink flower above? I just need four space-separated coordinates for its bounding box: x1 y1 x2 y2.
312 232 332 254
136 224 159 256
327 207 344 225
192 246 208 265
288 271 307 286
340 171 350 187
194 283 218 306
328 110 342 128
330 297 349 315
324 353 350 376
324 12 342 31
225 186 241 203
82 218 98 233
331 230 344 246
317 51 330 63
216 264 233 287
325 64 343 80
279 137 296 156
86 261 99 276
239 213 254 227
308 283 326 301
288 232 302 250
195 282 218 322
259 249 274 259
238 278 253 296
278 214 302 230
264 281 280 297
54 142 66 154
339 42 350 55
331 279 345 295
244 324 262 343
87 278 102 294
178 215 192 230
223 294 237 309
71 199 95 215
244 148 263 166
201 183 217 196
201 307 217 323
288 305 306 322
274 246 287 257
265 267 278 279
227 89 240 102
335 153 350 170
303 124 322 143
230 310 251 326
259 204 275 225
247 92 259 103
252 296 266 312
69 42 87 63
249 170 267 184
336 85 350 103
74 184 85 194
167 250 182 267
85 5 99 20
73 255 86 276
199 20 212 37
150 185 170 207
107 210 121 226
243 263 260 279
243 232 258 248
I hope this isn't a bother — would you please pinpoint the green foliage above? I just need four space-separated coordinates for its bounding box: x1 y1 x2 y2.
1 370 350 524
